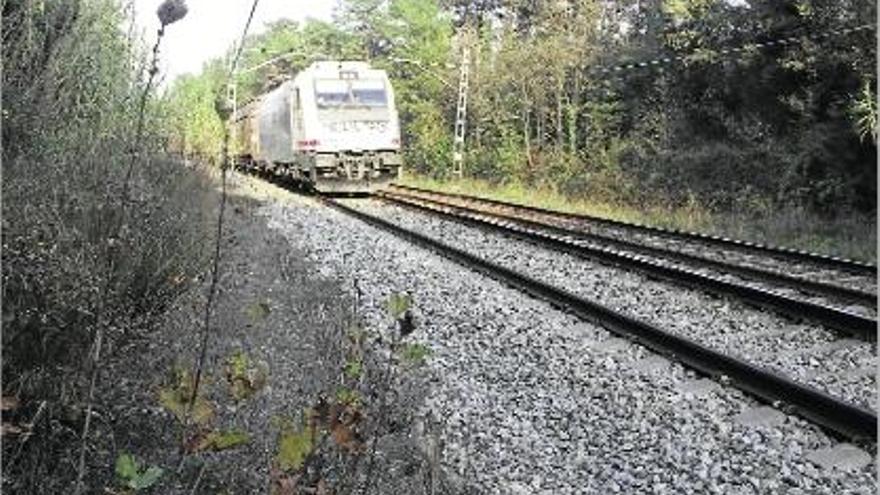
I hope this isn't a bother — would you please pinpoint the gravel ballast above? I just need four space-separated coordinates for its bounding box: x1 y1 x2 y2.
251 183 876 494
397 189 877 296
345 199 876 413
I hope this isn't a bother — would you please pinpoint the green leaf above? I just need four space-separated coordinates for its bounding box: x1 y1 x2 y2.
276 426 313 472
385 293 411 319
130 466 164 490
115 453 138 481
157 367 215 426
225 352 268 401
343 359 362 379
198 429 250 451
228 351 249 377
335 387 360 406
400 343 431 366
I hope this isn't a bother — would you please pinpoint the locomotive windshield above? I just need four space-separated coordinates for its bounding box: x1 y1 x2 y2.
315 79 388 108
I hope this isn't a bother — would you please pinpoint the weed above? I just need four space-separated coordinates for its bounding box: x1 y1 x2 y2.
114 453 163 491
275 420 315 472
224 351 268 401
244 301 271 322
399 343 431 367
343 359 363 380
157 368 214 427
185 429 250 453
335 388 361 407
385 293 412 320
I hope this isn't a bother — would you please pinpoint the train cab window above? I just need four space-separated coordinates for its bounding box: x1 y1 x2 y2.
351 79 387 106
315 79 387 108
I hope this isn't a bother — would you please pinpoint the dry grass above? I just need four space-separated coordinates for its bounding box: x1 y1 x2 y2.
399 174 877 263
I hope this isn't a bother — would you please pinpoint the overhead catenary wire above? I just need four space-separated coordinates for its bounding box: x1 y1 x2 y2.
589 24 874 78
405 23 872 80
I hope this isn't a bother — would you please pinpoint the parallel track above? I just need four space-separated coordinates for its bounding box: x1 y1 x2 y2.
323 197 876 443
385 187 875 307
389 183 878 278
378 189 877 342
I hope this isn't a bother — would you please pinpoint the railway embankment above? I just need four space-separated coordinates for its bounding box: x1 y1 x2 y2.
11 167 873 493
13 170 445 493
254 184 875 494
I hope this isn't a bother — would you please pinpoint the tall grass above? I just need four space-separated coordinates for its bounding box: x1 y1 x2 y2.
2 1 214 490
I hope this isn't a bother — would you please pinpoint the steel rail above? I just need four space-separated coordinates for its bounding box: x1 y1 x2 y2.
388 184 878 276
382 189 876 307
378 190 876 342
324 197 877 443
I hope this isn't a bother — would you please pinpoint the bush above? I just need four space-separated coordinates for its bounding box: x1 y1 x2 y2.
2 1 215 489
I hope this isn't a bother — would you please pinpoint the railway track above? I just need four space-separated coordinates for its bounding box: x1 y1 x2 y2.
388 184 877 296
376 187 876 342
322 196 876 444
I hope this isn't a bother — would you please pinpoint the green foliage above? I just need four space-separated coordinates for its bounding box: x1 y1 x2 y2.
225 351 268 401
399 343 431 366
851 81 878 143
158 368 214 426
2 2 215 491
385 293 412 319
166 0 875 219
276 421 314 472
163 66 227 161
335 387 361 406
192 429 250 452
115 453 164 491
244 301 272 322
343 359 363 380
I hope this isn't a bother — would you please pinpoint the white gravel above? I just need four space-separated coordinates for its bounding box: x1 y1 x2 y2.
399 188 877 296
347 199 877 413
253 186 875 494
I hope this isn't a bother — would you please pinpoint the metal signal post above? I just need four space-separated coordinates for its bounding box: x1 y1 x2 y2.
451 44 470 179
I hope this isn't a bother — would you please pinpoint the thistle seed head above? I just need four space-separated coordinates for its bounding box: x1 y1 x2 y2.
157 0 188 27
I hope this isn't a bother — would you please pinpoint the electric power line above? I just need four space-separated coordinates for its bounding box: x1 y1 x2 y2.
590 24 873 77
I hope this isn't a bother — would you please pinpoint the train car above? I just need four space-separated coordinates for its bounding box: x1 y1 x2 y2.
231 60 402 193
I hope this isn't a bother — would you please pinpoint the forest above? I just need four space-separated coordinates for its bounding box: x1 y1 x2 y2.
167 0 877 219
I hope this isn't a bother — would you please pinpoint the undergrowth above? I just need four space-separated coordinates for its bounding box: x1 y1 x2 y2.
2 1 214 491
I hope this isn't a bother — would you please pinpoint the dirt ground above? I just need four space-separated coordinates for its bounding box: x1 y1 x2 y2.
14 170 454 494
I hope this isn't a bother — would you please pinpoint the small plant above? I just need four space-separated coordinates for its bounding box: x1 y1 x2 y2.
186 429 250 453
275 418 315 472
385 293 411 320
399 343 431 366
115 453 163 491
244 300 272 322
157 367 214 427
224 350 268 400
335 387 361 407
851 80 878 143
343 359 363 380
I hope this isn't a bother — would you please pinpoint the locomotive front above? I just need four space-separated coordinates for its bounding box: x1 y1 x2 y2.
297 61 402 193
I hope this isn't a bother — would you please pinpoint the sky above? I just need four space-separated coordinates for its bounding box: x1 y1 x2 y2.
134 0 336 83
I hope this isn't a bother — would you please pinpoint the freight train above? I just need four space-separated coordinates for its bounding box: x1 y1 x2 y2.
230 61 402 193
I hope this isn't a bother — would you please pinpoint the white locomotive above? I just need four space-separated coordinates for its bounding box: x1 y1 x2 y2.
231 61 402 193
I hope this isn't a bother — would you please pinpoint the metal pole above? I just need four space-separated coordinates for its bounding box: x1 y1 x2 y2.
452 43 470 179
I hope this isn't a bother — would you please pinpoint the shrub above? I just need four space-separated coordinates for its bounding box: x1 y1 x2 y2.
2 1 214 490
